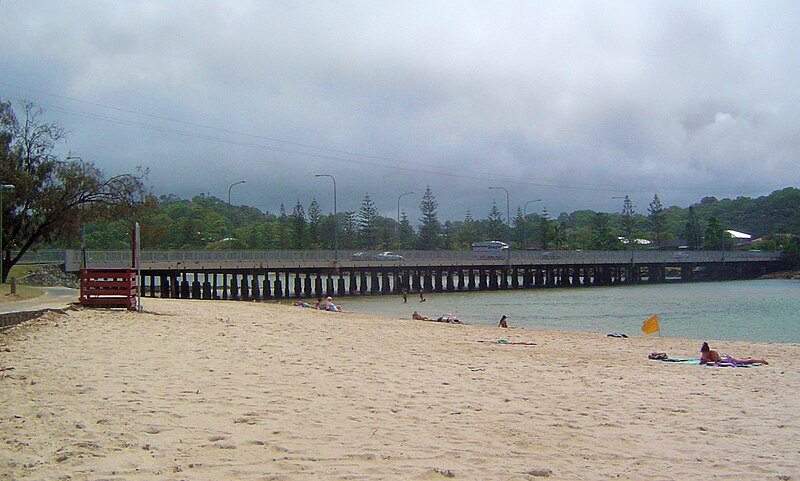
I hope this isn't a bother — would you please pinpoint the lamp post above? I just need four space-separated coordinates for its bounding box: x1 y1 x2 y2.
315 174 338 262
1 184 15 283
489 186 511 262
523 198 542 249
227 180 246 205
396 191 415 252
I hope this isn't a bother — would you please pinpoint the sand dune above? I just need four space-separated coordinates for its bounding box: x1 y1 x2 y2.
1 298 798 480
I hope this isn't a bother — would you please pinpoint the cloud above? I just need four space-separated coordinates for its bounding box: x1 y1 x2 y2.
2 1 799 219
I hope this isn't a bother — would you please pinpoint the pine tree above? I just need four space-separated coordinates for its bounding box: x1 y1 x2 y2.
291 200 306 249
512 206 525 246
487 200 505 240
648 194 665 248
417 186 441 249
278 204 289 249
682 206 703 250
357 193 379 249
457 210 480 248
620 195 635 248
397 211 416 249
307 198 322 248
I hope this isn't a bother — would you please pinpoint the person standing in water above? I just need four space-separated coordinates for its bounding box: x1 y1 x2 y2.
498 315 508 328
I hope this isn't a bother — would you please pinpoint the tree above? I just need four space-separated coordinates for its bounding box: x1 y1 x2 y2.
306 198 322 248
456 210 479 248
397 211 416 249
682 206 703 250
277 204 289 249
291 200 306 249
703 216 731 250
357 193 378 249
648 194 666 248
0 100 146 282
512 206 525 246
487 200 505 240
588 213 622 250
620 195 635 248
540 208 551 249
417 185 441 249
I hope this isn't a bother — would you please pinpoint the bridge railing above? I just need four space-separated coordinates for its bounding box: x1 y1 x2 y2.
48 248 783 271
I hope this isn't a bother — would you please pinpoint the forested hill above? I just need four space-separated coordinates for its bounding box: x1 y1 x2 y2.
75 187 800 251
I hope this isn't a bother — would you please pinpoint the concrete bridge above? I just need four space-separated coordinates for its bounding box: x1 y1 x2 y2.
17 248 782 301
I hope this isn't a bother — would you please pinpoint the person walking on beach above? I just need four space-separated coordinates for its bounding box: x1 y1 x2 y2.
402 289 408 303
419 289 426 302
498 315 508 328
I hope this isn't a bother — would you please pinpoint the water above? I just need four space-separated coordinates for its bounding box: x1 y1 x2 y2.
341 279 800 343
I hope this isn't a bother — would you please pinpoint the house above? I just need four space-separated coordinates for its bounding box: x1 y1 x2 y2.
725 229 752 246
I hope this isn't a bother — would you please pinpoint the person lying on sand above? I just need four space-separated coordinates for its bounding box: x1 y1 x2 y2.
700 342 768 364
412 310 429 321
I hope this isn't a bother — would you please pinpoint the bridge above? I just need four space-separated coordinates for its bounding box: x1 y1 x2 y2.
18 249 784 301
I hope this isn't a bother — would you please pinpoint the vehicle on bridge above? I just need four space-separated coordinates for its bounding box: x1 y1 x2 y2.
471 241 509 258
376 251 403 261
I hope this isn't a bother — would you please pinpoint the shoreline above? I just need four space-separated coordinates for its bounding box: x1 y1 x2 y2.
1 298 798 480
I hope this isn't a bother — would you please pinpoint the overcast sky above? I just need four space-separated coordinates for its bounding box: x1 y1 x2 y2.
2 1 798 222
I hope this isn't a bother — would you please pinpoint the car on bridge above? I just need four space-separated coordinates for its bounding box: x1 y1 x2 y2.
376 251 403 261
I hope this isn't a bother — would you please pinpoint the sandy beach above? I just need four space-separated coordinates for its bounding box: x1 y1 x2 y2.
1 297 798 480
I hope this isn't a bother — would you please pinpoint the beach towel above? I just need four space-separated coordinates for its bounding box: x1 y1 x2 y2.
478 339 536 346
651 358 757 367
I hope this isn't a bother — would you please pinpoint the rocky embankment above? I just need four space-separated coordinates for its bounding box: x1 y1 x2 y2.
760 269 800 280
16 265 79 289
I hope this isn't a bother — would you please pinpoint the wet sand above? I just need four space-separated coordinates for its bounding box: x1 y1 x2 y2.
1 297 798 480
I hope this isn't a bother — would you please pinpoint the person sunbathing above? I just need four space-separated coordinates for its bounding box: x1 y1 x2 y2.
412 310 429 321
700 342 767 364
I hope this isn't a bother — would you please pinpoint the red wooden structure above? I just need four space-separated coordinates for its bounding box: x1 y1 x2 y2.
79 268 137 309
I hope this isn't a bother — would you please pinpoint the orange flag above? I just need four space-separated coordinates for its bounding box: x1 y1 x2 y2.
641 314 659 334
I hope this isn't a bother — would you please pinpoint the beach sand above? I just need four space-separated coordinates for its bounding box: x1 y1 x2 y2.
1 298 798 480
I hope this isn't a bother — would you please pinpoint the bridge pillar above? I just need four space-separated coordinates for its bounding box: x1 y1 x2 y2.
326 274 335 296
488 269 497 289
293 273 302 298
511 268 519 288
231 275 239 300
181 274 190 299
434 269 443 292
457 270 465 291
382 272 391 294
202 274 212 299
273 277 282 298
304 274 312 297
337 277 346 297
251 276 260 300
263 277 271 300
316 275 324 297
360 272 368 294
348 272 357 295
241 274 250 299
160 276 169 298
191 274 201 299
284 272 290 298
500 268 508 289
680 266 693 282
367 271 376 294
446 270 455 292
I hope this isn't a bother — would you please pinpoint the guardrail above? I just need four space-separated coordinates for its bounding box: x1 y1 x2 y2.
40 248 782 271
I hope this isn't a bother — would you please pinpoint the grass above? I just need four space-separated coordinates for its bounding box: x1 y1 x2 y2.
0 264 48 302
0 283 43 302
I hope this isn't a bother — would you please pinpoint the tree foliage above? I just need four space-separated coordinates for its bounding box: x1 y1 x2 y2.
0 100 146 281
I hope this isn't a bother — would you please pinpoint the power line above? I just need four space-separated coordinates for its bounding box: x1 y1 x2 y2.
1 82 731 195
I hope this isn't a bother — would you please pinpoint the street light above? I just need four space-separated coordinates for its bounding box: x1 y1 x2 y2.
228 180 246 205
396 191 415 252
489 186 511 262
523 198 542 249
1 183 15 283
315 174 338 262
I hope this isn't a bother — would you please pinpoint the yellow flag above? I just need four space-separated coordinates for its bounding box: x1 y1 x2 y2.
641 314 659 334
